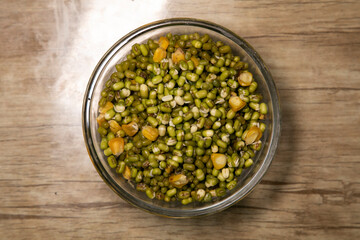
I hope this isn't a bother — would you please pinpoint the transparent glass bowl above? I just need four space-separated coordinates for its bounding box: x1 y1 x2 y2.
82 18 281 218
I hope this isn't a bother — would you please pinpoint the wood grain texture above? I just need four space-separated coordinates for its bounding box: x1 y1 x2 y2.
0 0 359 239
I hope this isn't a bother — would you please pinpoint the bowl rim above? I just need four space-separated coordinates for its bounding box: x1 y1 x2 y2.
82 18 281 218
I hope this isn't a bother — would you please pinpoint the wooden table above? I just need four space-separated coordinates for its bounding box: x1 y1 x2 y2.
1 0 359 239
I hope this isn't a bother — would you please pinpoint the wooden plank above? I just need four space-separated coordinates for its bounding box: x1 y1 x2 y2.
0 0 359 239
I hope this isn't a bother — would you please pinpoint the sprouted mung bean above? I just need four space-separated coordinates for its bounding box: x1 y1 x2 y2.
96 33 267 204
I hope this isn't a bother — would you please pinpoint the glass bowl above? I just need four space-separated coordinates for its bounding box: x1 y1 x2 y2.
82 18 281 218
